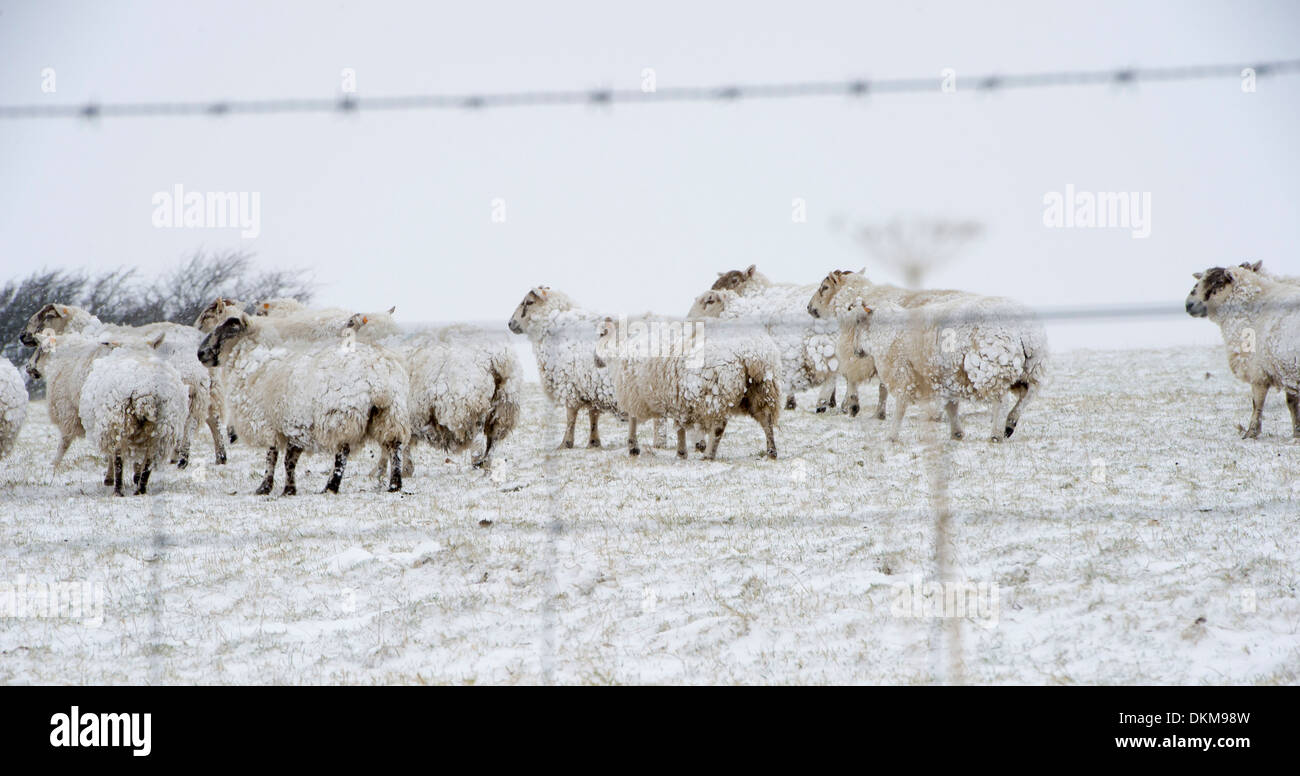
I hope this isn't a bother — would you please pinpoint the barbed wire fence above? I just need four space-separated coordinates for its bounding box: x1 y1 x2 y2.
4 57 1298 685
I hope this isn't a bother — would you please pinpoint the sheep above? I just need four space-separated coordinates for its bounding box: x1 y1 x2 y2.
850 294 1048 443
508 287 621 448
0 359 28 461
594 315 782 459
688 283 838 413
77 333 190 496
253 299 402 342
21 303 224 467
356 321 521 472
24 331 117 481
197 310 411 495
1187 264 1300 438
1240 260 1300 287
807 269 968 419
194 297 246 445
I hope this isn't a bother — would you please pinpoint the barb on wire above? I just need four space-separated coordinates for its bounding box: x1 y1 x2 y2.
2 59 1296 121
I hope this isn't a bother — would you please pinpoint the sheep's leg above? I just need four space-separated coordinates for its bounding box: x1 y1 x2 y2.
1244 382 1268 439
255 447 279 495
944 400 964 440
473 432 495 468
888 394 910 442
227 425 238 444
206 411 227 465
174 419 191 469
1287 390 1300 439
324 444 349 494
587 408 602 448
112 455 124 497
988 395 1007 442
387 440 403 493
1004 382 1034 439
703 420 727 460
560 406 578 449
875 383 888 420
652 418 667 449
282 446 302 496
52 434 75 473
815 380 837 413
759 415 777 459
676 425 688 459
785 395 797 411
627 417 640 456
135 461 152 496
132 462 142 487
842 377 860 416
103 459 114 487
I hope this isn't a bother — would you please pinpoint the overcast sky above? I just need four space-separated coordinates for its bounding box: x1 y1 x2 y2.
2 0 1298 354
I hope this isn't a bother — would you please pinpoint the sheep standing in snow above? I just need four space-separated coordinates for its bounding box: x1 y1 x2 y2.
690 265 838 412
76 333 190 495
25 332 116 481
194 297 246 445
198 311 411 495
357 321 521 472
851 294 1048 443
508 287 621 448
21 303 224 467
807 269 968 419
594 315 782 459
0 359 28 460
1187 263 1300 438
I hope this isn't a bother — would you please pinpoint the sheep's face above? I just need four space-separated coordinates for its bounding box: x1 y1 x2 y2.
24 332 58 379
593 317 618 368
19 303 74 347
197 315 249 367
1185 267 1235 318
711 264 759 293
195 297 242 332
808 270 852 318
508 288 550 335
687 290 729 319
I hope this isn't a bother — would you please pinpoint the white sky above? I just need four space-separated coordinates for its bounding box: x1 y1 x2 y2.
2 0 1298 354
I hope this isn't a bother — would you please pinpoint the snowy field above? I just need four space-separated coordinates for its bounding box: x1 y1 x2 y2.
0 344 1297 685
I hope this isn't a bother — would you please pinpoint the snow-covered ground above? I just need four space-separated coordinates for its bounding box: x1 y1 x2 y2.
0 345 1296 685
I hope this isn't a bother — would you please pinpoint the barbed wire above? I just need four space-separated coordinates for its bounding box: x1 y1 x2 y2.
3 59 1297 121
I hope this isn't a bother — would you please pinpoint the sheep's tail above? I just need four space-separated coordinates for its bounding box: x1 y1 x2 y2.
129 394 160 425
740 351 783 425
485 347 520 445
1017 324 1049 390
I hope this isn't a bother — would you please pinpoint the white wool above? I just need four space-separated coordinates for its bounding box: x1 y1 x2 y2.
0 359 28 460
78 342 189 476
688 285 837 396
257 304 401 344
599 320 782 458
26 331 114 469
856 294 1048 441
510 289 620 414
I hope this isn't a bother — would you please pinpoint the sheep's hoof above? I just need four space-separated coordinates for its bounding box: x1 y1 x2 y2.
847 403 860 417
951 430 964 440
628 446 640 456
1004 424 1016 438
282 485 297 496
103 475 114 486
588 439 601 449
766 449 777 459
815 405 828 414
176 457 188 470
113 489 124 497
1241 428 1260 439
677 450 687 459
988 435 1004 443
215 453 227 465
561 440 574 449
785 397 797 410
227 427 238 444
875 410 886 421
471 456 489 469
694 440 706 452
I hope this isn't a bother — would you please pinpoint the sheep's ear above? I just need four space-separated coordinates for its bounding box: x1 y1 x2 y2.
745 264 757 276
57 305 70 317
1245 261 1263 272
147 332 166 349
1192 272 1203 280
716 271 724 277
387 306 396 315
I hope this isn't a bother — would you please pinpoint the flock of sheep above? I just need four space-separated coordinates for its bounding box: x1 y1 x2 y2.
0 259 1294 497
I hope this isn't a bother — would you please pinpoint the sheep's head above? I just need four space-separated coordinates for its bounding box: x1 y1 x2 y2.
1186 267 1238 318
253 297 305 317
808 270 854 318
508 287 551 335
195 297 243 332
687 289 734 319
593 317 618 368
20 303 75 347
711 264 760 292
197 313 250 367
24 330 60 379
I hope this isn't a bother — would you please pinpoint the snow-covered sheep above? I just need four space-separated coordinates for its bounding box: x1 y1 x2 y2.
25 331 116 481
1240 260 1300 287
77 333 190 495
851 295 1048 443
594 316 782 459
198 311 411 495
1187 264 1300 438
253 300 402 343
508 287 621 448
807 269 968 419
357 321 521 472
22 303 224 466
194 297 245 445
0 359 28 460
688 272 838 412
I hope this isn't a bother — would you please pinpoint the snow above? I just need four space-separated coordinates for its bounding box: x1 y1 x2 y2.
0 345 1297 684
